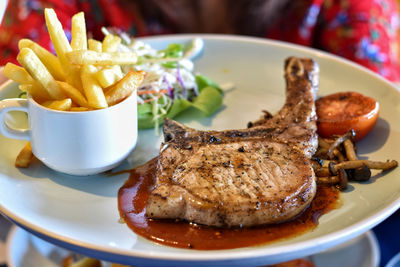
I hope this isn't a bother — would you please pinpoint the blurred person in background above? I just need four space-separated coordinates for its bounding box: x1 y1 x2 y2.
0 0 399 82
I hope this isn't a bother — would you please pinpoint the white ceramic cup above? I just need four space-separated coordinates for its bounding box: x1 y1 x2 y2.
0 92 138 175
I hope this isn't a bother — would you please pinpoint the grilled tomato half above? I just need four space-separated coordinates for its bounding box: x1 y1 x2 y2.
316 91 379 141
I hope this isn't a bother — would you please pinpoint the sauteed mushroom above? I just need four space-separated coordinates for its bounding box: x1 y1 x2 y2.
327 130 355 159
337 168 348 190
316 168 348 190
315 167 330 177
342 136 372 181
332 160 398 173
317 175 340 185
343 139 357 161
349 165 371 182
314 130 398 191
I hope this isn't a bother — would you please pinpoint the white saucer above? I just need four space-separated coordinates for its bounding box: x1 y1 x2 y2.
6 226 380 267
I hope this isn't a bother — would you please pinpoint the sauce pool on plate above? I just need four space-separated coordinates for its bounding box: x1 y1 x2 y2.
118 158 340 250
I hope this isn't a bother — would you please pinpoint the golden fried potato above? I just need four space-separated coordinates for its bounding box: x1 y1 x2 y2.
19 84 51 102
81 65 108 109
17 48 65 100
3 63 35 84
88 39 102 52
18 39 66 81
102 34 121 52
69 257 102 267
15 142 34 168
44 8 72 74
57 81 88 107
67 50 137 65
71 12 87 50
42 98 72 111
70 107 91 112
105 70 145 106
95 65 123 88
44 8 83 91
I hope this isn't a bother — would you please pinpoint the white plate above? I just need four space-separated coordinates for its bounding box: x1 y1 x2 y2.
387 252 400 267
0 35 399 266
6 226 380 267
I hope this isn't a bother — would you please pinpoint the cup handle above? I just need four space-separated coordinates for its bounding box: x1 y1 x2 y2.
0 98 30 140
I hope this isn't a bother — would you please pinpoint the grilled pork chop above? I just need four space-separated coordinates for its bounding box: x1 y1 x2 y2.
146 57 319 227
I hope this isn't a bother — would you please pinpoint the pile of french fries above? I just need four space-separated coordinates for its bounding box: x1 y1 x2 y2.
2 8 146 168
3 8 145 111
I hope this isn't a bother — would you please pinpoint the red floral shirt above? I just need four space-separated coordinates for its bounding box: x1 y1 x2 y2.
1 0 400 81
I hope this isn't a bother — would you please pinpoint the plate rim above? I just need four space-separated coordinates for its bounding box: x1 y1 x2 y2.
0 34 399 263
5 225 381 267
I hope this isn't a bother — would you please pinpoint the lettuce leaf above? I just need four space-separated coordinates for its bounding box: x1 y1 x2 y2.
161 44 184 68
138 76 223 129
190 86 222 117
195 74 222 93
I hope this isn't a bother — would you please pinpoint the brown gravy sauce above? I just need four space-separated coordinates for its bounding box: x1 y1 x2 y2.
118 157 340 250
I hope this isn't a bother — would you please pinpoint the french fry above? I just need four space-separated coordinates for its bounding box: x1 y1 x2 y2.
68 66 84 93
81 65 108 109
88 39 102 52
19 84 51 101
15 142 34 168
3 63 52 101
42 98 72 111
70 107 91 112
102 34 121 52
94 65 123 88
105 70 145 106
44 8 72 73
17 48 65 100
18 39 66 81
3 63 35 84
71 12 87 50
44 8 83 91
69 257 102 267
57 81 89 107
61 254 74 267
67 50 137 65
